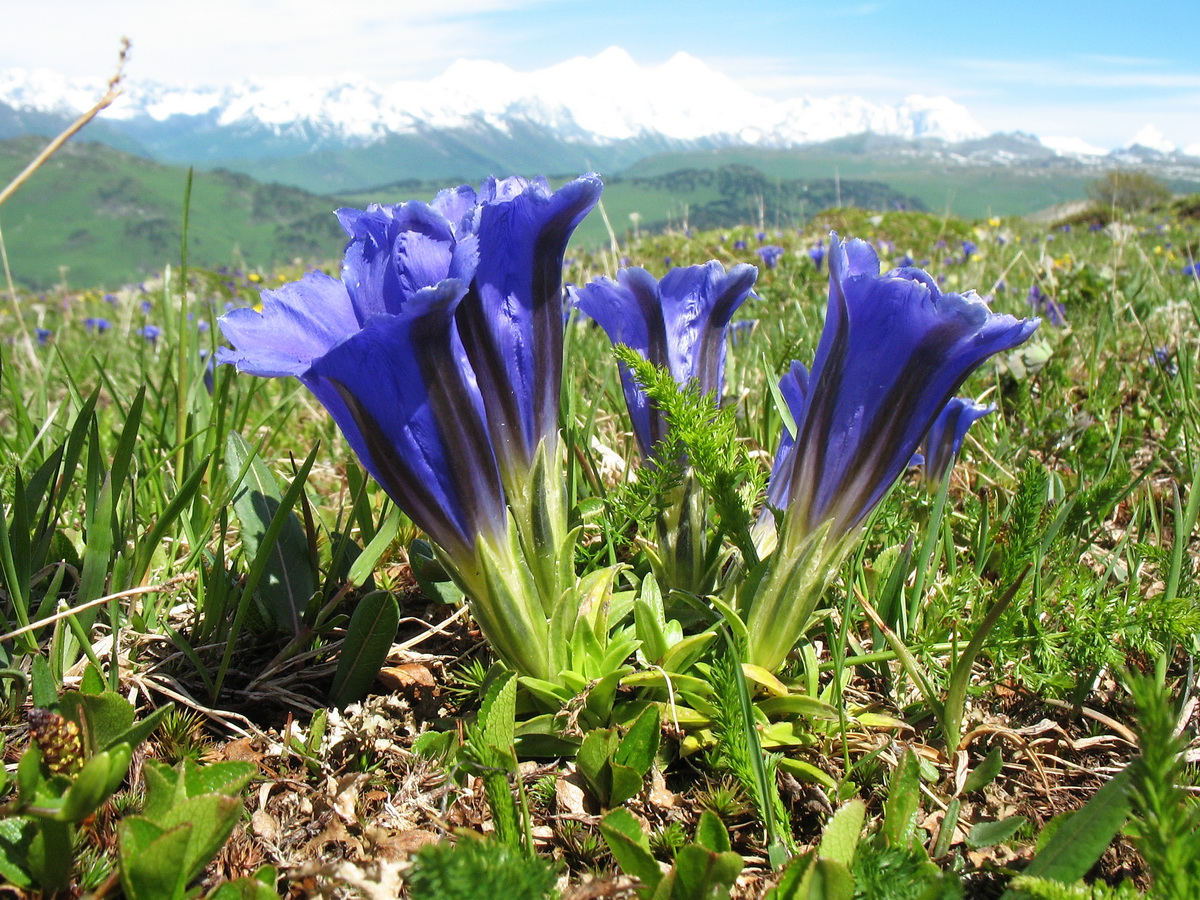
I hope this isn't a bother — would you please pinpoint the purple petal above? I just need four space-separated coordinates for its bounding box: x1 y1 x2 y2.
217 271 360 377
780 233 1038 537
575 260 756 457
301 280 505 554
922 397 994 484
455 174 603 471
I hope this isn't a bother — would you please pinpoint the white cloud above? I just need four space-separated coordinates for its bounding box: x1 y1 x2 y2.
0 0 561 83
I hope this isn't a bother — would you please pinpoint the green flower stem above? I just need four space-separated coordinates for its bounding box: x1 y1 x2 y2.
652 470 712 596
502 436 575 618
743 520 847 672
440 525 552 683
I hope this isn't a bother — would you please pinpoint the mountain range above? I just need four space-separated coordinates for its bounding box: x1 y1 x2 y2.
5 47 1197 195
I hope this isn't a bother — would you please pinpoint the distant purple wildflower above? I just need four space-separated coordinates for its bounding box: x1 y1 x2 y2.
84 318 111 333
757 245 785 269
138 325 162 344
1027 284 1066 326
808 243 827 272
573 260 757 458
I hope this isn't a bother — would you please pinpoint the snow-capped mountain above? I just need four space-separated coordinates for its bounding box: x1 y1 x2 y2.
0 48 986 154
4 48 1196 194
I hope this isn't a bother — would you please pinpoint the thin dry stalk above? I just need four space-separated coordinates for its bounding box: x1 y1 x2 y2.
0 37 131 209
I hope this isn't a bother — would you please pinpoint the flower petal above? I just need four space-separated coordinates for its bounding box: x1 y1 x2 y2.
217 271 360 377
782 233 1038 537
455 174 603 471
301 280 506 554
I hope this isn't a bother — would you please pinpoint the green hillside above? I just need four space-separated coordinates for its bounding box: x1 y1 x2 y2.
622 141 1142 219
0 137 348 289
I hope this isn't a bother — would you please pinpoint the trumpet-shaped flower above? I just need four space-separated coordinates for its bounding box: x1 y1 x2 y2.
771 234 1038 540
746 234 1038 670
443 175 603 480
573 260 757 458
921 397 995 485
218 175 602 682
219 263 503 560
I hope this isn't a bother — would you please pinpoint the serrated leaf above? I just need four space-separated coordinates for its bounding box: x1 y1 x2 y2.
479 670 517 751
817 800 865 867
329 590 400 707
882 749 921 847
182 759 257 798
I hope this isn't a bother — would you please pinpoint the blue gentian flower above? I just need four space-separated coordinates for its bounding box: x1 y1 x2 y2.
961 240 977 262
767 234 1038 539
1183 263 1200 278
436 176 602 480
729 319 758 348
573 260 758 458
921 398 994 484
35 328 52 345
138 324 162 344
84 318 111 333
219 175 601 682
808 243 827 271
220 236 502 558
757 245 785 269
746 234 1038 670
1027 284 1066 326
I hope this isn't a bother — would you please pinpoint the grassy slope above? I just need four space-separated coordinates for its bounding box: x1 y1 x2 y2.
622 145 1107 219
0 137 349 290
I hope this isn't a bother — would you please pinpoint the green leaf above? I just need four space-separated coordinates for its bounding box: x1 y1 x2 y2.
57 744 131 822
608 762 645 808
30 655 57 708
966 816 1027 850
156 793 244 883
1001 770 1130 896
0 817 35 888
225 431 315 634
882 749 921 847
347 506 401 588
817 801 865 867
613 704 661 775
577 727 618 805
182 759 257 799
141 759 181 822
59 690 133 754
119 818 193 900
805 858 856 900
963 745 1005 794
600 808 661 891
329 590 400 707
673 844 744 900
479 670 517 752
694 810 732 854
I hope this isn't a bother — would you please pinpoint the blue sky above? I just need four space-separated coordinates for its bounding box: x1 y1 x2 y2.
5 0 1198 150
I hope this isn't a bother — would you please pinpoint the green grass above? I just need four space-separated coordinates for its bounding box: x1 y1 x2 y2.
2 186 1200 895
0 136 350 289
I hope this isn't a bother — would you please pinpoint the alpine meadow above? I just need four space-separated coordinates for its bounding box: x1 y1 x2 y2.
4 39 1200 900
